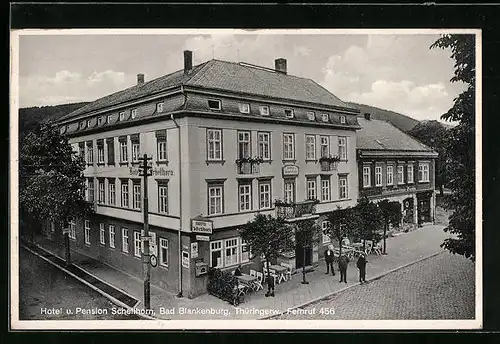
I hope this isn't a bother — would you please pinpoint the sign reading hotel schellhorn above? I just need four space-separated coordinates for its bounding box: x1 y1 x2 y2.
282 165 299 176
191 217 213 234
129 166 174 176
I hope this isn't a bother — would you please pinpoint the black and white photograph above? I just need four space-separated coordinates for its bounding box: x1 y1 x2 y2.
10 29 481 330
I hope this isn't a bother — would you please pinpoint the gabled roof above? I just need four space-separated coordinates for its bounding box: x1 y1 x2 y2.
60 59 356 121
356 117 436 153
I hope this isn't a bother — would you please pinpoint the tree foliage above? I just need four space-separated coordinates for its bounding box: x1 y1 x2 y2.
294 218 322 283
325 206 356 256
20 123 94 234
351 197 384 245
378 199 402 254
431 34 475 260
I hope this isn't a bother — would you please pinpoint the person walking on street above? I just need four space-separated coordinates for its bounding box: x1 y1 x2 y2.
324 244 336 276
356 254 368 284
338 253 349 283
265 273 275 297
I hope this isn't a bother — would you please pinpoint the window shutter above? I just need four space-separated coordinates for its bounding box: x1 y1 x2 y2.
106 138 115 165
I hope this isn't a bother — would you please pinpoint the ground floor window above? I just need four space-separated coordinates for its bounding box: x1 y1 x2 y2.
122 228 129 253
210 240 223 268
210 237 246 268
159 237 169 267
241 239 250 263
84 220 91 245
224 238 239 266
69 219 76 240
109 225 115 248
99 223 105 245
133 231 141 257
321 220 330 244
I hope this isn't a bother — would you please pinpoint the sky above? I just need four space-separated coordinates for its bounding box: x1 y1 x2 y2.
17 31 467 123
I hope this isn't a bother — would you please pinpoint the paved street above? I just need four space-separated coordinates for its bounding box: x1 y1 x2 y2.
18 247 140 320
274 252 475 320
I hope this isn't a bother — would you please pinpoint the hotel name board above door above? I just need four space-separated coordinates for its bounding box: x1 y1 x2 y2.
282 165 299 177
129 166 174 177
191 218 213 234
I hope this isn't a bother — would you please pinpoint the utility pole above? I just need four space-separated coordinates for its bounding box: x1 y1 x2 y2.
138 153 152 310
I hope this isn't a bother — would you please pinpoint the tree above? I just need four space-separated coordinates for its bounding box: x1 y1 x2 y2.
378 199 403 254
325 206 355 257
431 34 475 260
238 214 295 286
20 123 94 261
408 120 450 195
350 197 384 252
294 218 322 284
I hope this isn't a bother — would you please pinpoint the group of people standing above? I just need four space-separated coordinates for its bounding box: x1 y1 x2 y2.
324 245 368 284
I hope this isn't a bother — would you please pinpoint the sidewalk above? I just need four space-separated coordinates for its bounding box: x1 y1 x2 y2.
30 224 449 320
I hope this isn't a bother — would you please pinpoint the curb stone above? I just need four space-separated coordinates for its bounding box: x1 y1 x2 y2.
260 250 445 320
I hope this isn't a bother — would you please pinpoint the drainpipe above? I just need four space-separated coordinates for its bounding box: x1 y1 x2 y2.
171 113 183 298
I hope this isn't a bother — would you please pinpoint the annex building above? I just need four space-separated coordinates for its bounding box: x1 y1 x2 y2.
48 51 363 298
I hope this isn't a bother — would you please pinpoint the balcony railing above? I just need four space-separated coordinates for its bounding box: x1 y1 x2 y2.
275 199 318 220
236 159 262 175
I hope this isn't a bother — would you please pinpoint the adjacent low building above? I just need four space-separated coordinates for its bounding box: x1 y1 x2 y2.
47 51 362 298
356 113 438 227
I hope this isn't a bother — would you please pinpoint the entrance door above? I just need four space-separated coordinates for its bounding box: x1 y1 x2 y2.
418 198 431 224
295 245 312 269
403 197 414 223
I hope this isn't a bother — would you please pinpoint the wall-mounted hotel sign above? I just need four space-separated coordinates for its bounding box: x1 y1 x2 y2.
129 166 174 177
191 216 213 234
282 165 299 177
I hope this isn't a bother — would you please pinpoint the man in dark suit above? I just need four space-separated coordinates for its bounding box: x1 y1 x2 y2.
338 254 350 283
357 254 368 284
324 245 336 276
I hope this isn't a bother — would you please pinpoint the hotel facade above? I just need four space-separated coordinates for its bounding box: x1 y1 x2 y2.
47 51 362 297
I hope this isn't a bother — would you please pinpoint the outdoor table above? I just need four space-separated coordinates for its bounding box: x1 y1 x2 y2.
236 274 258 291
269 265 288 283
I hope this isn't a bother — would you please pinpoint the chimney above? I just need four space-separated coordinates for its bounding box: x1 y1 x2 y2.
184 50 193 74
137 73 145 85
275 58 287 74
364 113 371 120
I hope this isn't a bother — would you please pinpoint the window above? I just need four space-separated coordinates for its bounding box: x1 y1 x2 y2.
98 117 103 125
407 164 414 183
99 223 105 245
321 177 331 202
208 99 221 110
338 137 347 160
283 133 295 160
238 183 252 212
132 142 140 162
284 180 295 204
79 143 85 160
375 166 383 186
321 114 329 122
284 109 294 119
108 179 116 205
397 165 405 185
159 238 169 267
418 163 430 182
134 231 141 258
87 119 92 128
156 102 164 113
363 166 371 187
98 179 105 204
122 228 129 253
259 106 269 116
121 181 129 208
131 109 137 119
239 103 250 114
307 111 315 121
387 165 394 185
305 135 316 160
97 144 105 164
156 130 167 162
133 182 141 210
258 132 270 160
241 239 250 263
224 238 239 267
158 184 168 214
320 136 329 158
87 142 94 164
340 115 346 124
84 220 91 245
322 221 330 244
207 129 222 161
237 131 251 159
307 177 317 200
259 181 271 209
119 112 126 121
210 241 223 268
106 138 115 165
208 184 223 215
69 219 76 240
80 121 85 129
87 178 95 202
119 139 128 163
107 115 112 124
339 175 348 199
109 225 115 248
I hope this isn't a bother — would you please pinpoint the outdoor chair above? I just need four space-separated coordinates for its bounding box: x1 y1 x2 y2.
373 242 383 255
342 238 351 246
254 271 264 291
249 269 257 277
280 262 293 281
364 240 374 255
262 267 279 285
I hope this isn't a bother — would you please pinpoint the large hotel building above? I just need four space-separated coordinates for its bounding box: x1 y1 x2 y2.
47 50 434 298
